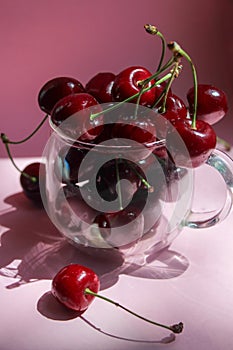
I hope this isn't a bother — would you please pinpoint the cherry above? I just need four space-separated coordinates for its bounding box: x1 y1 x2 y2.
112 114 157 145
187 84 228 125
158 93 188 124
52 264 100 312
38 77 85 115
96 158 144 206
51 263 184 334
50 93 103 141
171 119 216 168
111 66 156 107
85 72 116 103
93 213 111 239
54 146 89 184
20 162 45 204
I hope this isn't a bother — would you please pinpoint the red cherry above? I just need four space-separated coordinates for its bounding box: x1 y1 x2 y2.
51 264 100 312
85 72 115 103
172 119 216 168
54 146 89 184
187 84 228 125
158 94 188 124
38 77 85 115
96 158 144 207
111 66 156 107
20 162 45 204
51 93 103 141
112 114 156 145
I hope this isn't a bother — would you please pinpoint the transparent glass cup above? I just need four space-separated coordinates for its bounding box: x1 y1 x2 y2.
40 103 233 265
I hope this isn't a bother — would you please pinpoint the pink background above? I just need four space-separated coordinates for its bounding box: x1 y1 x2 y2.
0 0 232 157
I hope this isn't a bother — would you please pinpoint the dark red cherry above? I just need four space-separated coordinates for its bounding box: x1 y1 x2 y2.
54 146 89 184
85 72 115 103
52 264 100 312
158 94 188 124
96 158 144 206
20 162 45 205
93 213 111 239
112 66 156 107
172 119 216 168
112 114 156 145
50 93 103 141
187 84 228 125
38 77 85 115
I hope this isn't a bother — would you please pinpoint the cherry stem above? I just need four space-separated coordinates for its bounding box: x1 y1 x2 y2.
1 114 48 145
127 162 153 191
115 158 123 210
168 42 198 129
138 56 175 89
1 139 37 182
0 114 48 182
160 61 182 113
85 288 183 334
144 24 166 71
90 72 174 121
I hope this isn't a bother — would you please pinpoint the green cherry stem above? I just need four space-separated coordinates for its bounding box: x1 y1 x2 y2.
127 161 153 191
138 56 175 89
115 158 123 211
159 61 182 113
90 72 174 121
85 288 184 334
168 41 198 129
1 114 48 145
144 24 166 71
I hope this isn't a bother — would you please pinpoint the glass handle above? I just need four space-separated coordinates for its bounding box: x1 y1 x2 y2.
184 149 233 228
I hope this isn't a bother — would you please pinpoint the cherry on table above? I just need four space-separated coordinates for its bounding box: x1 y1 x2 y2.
20 162 45 205
51 264 100 312
38 76 85 115
187 84 228 125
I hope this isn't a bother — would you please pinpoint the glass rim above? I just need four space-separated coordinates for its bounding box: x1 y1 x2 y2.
49 116 166 152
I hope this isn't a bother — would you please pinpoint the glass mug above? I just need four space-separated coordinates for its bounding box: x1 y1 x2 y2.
40 103 233 265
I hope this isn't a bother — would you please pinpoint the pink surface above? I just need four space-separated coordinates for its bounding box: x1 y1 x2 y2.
0 0 233 158
1 155 233 350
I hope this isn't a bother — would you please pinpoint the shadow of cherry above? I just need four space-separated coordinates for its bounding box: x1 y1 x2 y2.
0 192 189 291
37 291 176 345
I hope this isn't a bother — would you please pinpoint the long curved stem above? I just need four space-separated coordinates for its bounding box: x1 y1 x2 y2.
168 42 198 129
2 114 48 145
144 24 166 71
85 288 183 334
2 141 37 182
160 61 182 113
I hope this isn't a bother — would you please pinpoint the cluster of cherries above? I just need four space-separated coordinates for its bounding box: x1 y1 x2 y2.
1 27 228 207
1 24 229 336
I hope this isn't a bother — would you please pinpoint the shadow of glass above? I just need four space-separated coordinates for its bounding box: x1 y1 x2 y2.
0 192 189 290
